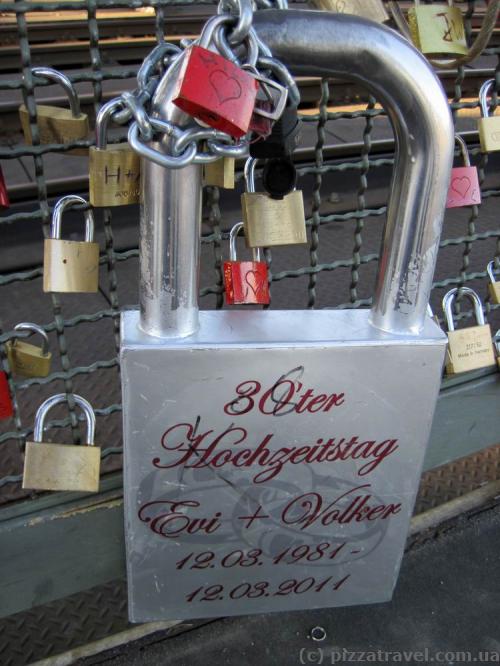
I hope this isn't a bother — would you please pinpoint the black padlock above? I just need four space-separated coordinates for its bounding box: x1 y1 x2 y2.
250 106 301 159
262 157 298 199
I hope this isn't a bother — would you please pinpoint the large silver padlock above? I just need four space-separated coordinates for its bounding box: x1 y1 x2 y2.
121 11 454 623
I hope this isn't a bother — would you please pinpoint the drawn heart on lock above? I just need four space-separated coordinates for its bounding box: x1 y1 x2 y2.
451 176 471 199
244 270 264 299
209 70 242 105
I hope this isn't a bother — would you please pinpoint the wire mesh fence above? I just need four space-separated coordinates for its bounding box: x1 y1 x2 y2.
0 0 499 505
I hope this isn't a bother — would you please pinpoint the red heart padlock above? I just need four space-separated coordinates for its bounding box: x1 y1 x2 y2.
224 222 270 305
0 165 10 209
446 135 481 209
0 371 13 420
173 45 259 139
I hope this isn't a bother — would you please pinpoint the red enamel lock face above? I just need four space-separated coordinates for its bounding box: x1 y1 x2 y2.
172 46 259 139
0 166 10 209
0 371 13 420
446 166 481 208
223 261 269 305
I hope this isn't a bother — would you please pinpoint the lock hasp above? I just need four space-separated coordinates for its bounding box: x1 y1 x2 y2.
121 309 446 622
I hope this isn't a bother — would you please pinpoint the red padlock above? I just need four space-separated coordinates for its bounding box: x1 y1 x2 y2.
224 222 269 305
446 134 481 209
173 45 259 139
0 371 13 420
0 165 10 209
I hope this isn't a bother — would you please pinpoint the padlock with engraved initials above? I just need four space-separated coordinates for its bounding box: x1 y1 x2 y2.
443 287 496 374
309 0 389 23
6 323 52 378
224 222 270 305
0 371 13 420
446 134 481 208
203 158 235 189
408 0 467 57
478 79 500 153
242 157 307 247
0 165 9 209
43 195 99 293
89 99 141 207
487 260 500 304
19 67 89 148
23 393 100 492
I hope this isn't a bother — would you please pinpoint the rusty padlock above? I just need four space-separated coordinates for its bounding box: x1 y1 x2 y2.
408 0 467 58
19 67 89 149
0 371 13 420
443 287 496 374
478 79 500 153
446 135 481 209
43 195 99 293
6 323 52 378
487 260 500 304
223 222 270 305
0 165 10 209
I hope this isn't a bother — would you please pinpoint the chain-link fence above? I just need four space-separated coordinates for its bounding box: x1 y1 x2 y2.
0 0 499 506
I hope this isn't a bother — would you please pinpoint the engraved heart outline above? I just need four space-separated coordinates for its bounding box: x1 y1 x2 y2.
450 176 471 199
244 269 266 301
209 69 242 105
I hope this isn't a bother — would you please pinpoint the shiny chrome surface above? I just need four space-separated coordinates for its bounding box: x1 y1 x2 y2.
254 10 454 335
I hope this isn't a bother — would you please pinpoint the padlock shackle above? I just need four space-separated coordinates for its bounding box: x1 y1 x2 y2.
95 98 124 150
229 222 262 262
455 134 471 168
31 67 81 118
51 195 94 242
487 260 499 285
13 323 50 357
479 79 496 119
33 393 96 445
253 10 454 335
442 286 486 332
244 157 257 193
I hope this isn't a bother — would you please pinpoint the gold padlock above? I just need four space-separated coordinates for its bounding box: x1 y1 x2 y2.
241 157 307 248
43 195 100 293
203 158 236 189
89 98 141 207
6 323 52 378
408 0 467 57
19 67 89 150
308 0 389 23
487 260 500 304
494 330 500 370
478 79 500 153
443 287 496 375
23 393 100 492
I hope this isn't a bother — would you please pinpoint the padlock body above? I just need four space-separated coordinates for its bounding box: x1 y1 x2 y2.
203 158 235 189
223 260 269 304
408 6 467 56
19 104 89 146
478 116 500 153
89 145 141 207
242 190 307 247
22 441 100 492
121 309 446 622
43 238 99 293
445 324 496 374
0 166 9 209
172 46 259 139
0 371 13 420
7 341 52 378
310 0 389 22
446 166 481 208
488 282 500 305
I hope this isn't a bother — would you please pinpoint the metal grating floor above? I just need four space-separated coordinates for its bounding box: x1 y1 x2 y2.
1 443 499 666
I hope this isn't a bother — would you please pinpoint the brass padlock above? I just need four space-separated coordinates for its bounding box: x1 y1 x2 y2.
478 79 500 153
443 287 496 375
89 98 141 207
43 195 100 293
487 260 500 304
241 157 307 248
23 393 100 492
203 158 235 189
309 0 389 23
494 330 500 370
6 323 52 378
19 67 89 150
408 0 467 57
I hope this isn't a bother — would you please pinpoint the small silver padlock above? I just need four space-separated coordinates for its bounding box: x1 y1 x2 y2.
443 287 496 374
487 260 500 304
43 195 100 293
23 393 101 492
7 322 52 378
